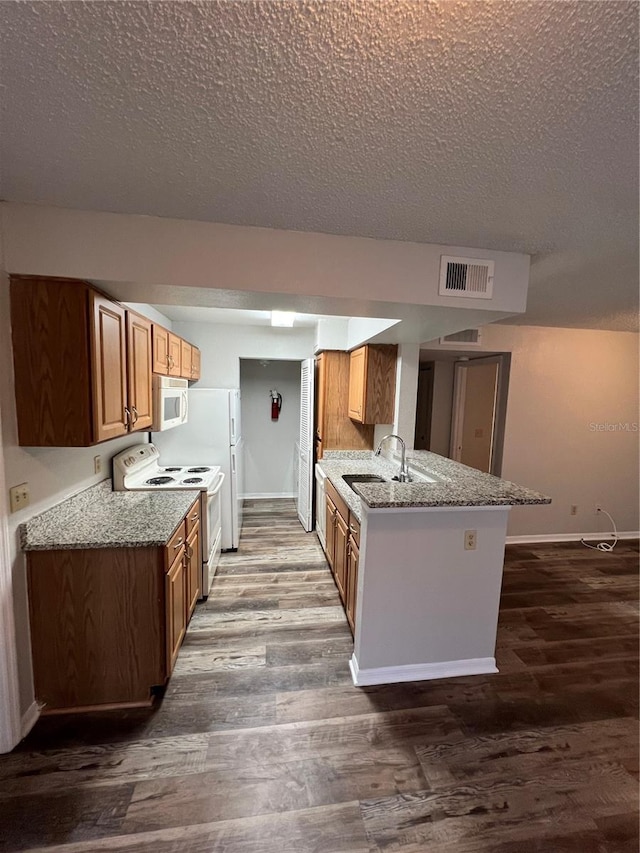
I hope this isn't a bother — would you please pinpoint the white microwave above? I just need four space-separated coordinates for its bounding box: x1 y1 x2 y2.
152 376 189 431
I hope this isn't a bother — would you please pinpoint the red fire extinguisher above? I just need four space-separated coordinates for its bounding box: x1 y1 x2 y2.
270 389 282 421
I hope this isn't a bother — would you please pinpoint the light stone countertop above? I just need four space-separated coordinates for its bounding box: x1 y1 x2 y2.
318 450 551 522
20 480 201 551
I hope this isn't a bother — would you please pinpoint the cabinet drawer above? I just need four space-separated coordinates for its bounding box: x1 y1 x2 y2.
348 514 360 548
325 478 349 523
185 497 200 535
165 520 186 568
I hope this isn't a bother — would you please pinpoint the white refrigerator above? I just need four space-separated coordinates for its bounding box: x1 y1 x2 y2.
153 388 244 550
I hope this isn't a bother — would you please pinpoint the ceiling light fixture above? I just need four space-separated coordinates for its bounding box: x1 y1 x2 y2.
271 311 296 327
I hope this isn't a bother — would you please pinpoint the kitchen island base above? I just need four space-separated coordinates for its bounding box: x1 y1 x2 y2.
349 654 498 687
350 505 510 687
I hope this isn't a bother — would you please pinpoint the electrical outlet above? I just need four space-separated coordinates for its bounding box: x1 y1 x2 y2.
570 505 578 516
464 529 477 551
9 482 30 513
94 455 102 475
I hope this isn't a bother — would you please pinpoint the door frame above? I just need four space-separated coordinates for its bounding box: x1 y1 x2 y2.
0 401 23 753
450 353 511 476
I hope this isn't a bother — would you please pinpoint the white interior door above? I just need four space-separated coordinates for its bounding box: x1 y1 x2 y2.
297 358 314 531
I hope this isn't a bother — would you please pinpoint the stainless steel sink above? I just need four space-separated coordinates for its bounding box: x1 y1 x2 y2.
342 474 387 491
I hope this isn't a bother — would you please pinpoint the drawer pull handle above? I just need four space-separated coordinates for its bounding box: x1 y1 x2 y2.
191 514 198 521
173 537 183 549
349 525 357 533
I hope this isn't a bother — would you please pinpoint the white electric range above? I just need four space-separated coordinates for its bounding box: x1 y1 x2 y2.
112 444 224 597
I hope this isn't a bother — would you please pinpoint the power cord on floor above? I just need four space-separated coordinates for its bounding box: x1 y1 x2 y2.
581 508 619 552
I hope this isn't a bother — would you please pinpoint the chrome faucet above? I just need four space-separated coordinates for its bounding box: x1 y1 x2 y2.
374 434 412 482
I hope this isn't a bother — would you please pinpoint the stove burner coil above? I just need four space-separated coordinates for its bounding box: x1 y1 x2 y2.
163 467 182 473
187 467 210 473
182 477 203 484
145 476 175 485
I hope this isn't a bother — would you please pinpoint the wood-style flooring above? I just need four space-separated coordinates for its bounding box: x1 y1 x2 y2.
1 499 638 852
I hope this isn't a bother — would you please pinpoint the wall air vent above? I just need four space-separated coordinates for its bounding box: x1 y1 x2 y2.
438 329 483 347
439 256 494 299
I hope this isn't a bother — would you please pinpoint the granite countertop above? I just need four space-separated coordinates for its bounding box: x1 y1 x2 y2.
20 480 201 551
318 450 551 521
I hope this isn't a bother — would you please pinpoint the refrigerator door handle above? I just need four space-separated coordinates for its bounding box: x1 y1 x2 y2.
231 453 236 474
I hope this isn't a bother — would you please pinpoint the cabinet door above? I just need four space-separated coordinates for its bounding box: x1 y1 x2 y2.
346 538 359 634
315 353 325 459
168 333 182 377
165 549 187 676
190 346 201 380
126 312 153 432
325 495 336 570
180 340 192 380
334 511 348 602
152 326 170 374
90 294 129 442
186 521 201 621
348 347 367 422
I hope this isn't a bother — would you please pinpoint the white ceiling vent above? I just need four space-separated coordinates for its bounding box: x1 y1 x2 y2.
438 328 483 347
439 257 494 299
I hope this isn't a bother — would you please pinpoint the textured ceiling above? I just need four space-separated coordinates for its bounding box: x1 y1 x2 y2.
0 0 638 330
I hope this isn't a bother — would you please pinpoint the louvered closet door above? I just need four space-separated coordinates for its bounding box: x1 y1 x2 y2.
297 358 314 532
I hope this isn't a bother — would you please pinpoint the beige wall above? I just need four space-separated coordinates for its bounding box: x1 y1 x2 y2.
480 324 639 537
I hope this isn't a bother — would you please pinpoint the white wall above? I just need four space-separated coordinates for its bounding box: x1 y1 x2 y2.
171 321 314 388
479 325 639 537
2 203 530 316
0 264 144 718
240 360 301 498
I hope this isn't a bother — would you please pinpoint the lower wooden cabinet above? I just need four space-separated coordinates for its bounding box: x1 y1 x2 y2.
27 498 201 712
345 538 359 633
324 480 359 635
186 520 201 621
334 511 348 601
165 548 187 676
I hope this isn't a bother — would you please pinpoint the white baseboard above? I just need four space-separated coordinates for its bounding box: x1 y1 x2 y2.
506 531 639 545
243 492 295 500
20 700 40 740
349 654 498 687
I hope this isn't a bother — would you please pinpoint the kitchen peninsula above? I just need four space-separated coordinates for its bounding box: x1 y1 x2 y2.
317 450 550 687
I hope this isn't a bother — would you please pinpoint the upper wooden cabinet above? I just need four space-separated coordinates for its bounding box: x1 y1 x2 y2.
126 311 154 432
152 326 170 374
90 294 129 443
152 325 200 381
180 339 192 380
348 345 398 425
190 346 201 381
10 276 153 446
168 333 181 377
315 351 374 460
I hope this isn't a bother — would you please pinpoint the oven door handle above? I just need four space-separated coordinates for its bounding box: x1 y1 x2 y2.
208 472 225 497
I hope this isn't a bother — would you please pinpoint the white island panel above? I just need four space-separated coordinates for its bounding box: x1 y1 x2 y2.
351 505 510 685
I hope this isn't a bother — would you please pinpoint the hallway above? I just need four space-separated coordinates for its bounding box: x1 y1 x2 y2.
0 500 637 851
